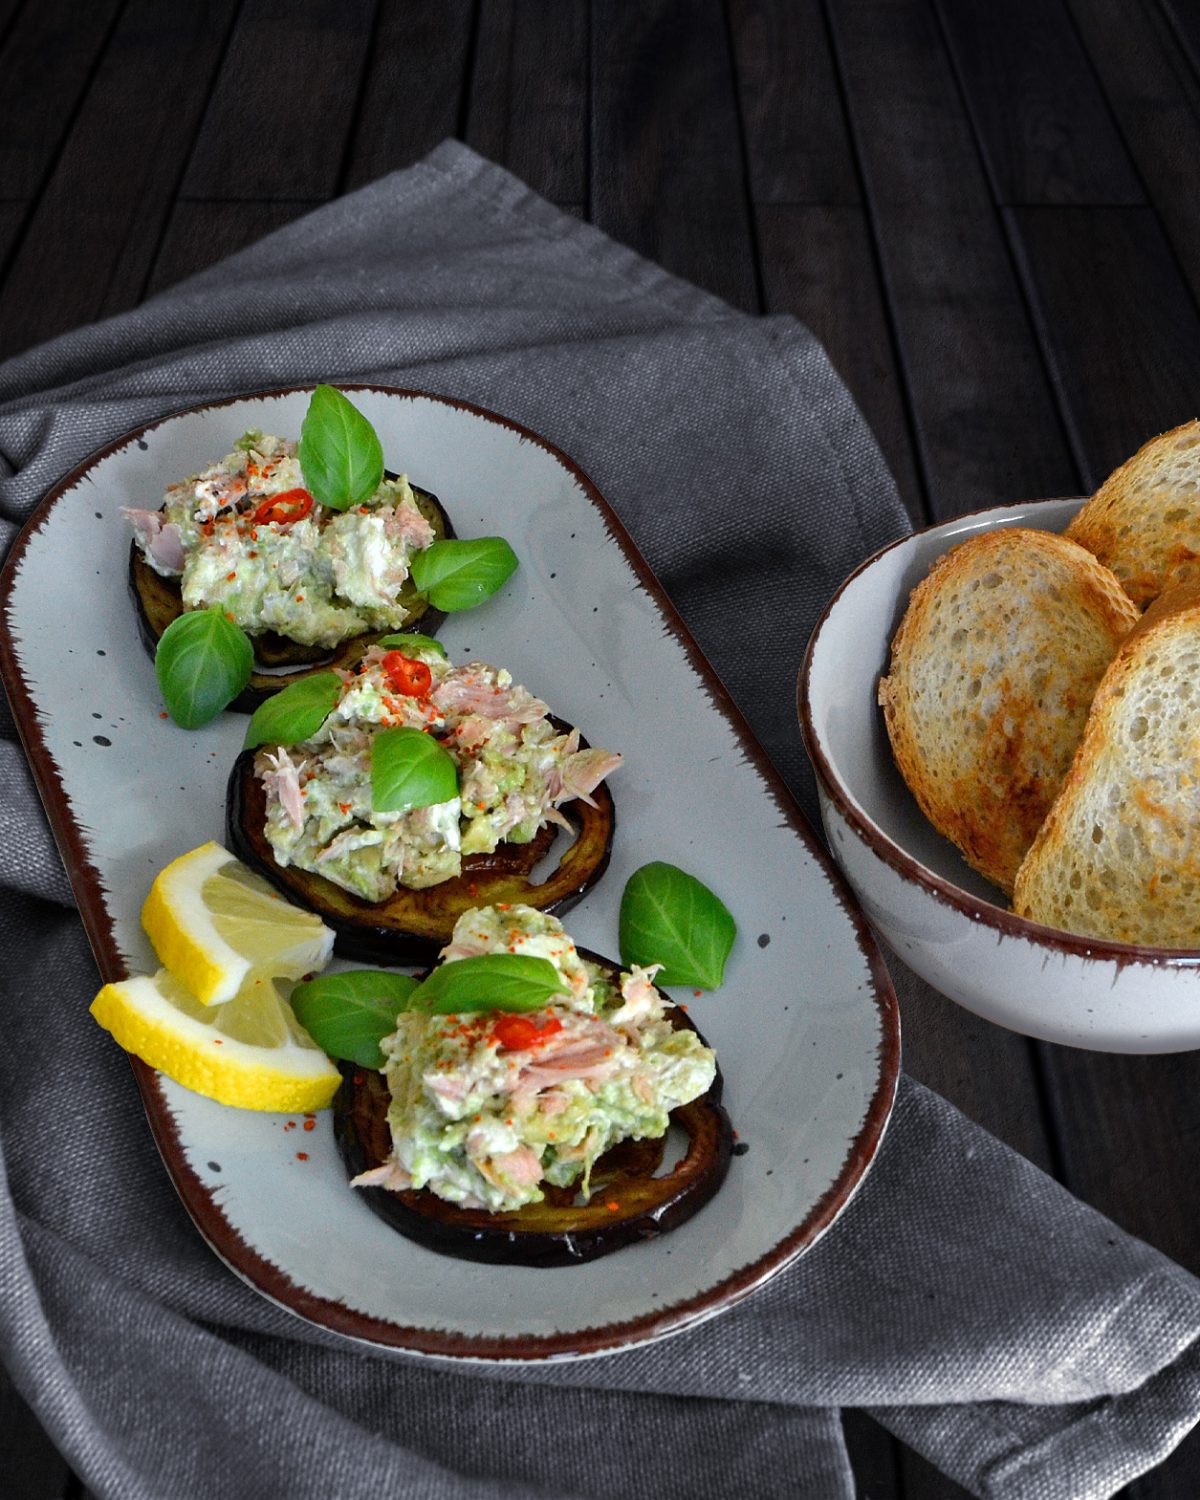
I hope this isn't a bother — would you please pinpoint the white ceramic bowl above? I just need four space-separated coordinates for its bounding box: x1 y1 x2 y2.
800 498 1200 1054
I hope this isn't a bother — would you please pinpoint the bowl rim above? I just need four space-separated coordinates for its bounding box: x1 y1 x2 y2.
798 499 1200 972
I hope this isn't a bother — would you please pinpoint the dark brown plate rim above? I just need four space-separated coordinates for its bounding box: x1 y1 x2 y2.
798 496 1200 972
0 383 902 1361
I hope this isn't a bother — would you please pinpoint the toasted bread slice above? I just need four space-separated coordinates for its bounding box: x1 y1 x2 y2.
879 528 1138 895
1013 582 1200 945
1066 419 1200 608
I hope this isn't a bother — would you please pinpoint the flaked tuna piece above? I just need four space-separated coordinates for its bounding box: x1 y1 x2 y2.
349 1161 413 1191
385 501 435 550
259 747 305 830
122 507 187 575
556 748 624 808
432 668 548 724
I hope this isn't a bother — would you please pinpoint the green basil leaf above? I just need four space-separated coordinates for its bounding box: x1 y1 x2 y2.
409 954 565 1015
409 538 518 612
297 385 384 512
619 862 736 989
371 727 459 813
155 606 253 730
243 671 343 749
290 970 418 1069
374 632 447 658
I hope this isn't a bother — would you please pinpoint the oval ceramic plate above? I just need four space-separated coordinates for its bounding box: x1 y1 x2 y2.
0 387 899 1360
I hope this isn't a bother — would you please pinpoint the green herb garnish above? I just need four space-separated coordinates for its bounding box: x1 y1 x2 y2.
374 632 448 657
371 726 459 813
155 606 253 729
408 954 565 1015
298 385 384 512
618 862 736 989
242 670 342 749
289 970 418 1069
409 538 518 612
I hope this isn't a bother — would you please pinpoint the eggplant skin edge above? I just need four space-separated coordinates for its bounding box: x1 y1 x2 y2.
224 741 616 966
333 977 733 1267
128 481 453 713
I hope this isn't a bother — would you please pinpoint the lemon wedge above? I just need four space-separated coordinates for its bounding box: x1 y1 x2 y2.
142 842 334 1005
90 968 341 1112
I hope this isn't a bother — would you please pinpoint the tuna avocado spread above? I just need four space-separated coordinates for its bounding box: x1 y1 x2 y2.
351 904 718 1213
255 642 622 900
123 431 435 648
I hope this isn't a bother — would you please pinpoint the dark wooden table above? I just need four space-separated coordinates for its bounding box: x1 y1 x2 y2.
3 2 1198 1495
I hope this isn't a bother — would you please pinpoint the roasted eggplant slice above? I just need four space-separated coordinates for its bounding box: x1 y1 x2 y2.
128 481 453 712
225 746 616 965
334 979 733 1267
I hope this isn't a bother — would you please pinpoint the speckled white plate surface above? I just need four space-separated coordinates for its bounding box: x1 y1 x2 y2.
0 387 899 1360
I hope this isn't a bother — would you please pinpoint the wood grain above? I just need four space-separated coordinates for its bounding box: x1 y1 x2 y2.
466 0 589 210
1005 203 1200 488
0 0 239 359
824 0 1080 516
590 0 759 311
180 0 376 200
934 0 1143 206
343 0 474 191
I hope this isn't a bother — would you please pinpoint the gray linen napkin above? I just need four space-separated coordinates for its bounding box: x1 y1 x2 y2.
1 141 1197 1500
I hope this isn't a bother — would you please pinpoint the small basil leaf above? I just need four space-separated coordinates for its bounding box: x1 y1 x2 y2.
155 606 253 730
371 727 459 813
409 954 565 1015
409 538 518 612
243 671 343 749
375 632 447 658
290 970 418 1069
297 385 384 512
618 862 736 989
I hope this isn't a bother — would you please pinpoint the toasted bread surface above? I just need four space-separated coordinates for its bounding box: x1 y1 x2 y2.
1066 419 1200 608
1013 585 1200 946
879 528 1138 895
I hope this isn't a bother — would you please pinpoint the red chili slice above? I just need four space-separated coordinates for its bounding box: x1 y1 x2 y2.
381 651 433 699
492 1013 564 1051
253 488 314 525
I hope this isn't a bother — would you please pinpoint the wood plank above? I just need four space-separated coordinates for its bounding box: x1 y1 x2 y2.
0 0 124 199
342 0 474 192
727 0 858 205
0 1364 70 1500
145 201 321 297
0 0 28 50
1067 0 1200 313
755 204 924 524
728 1 924 521
824 0 1080 517
842 1409 903 1497
180 0 376 200
1039 1044 1200 1276
1156 0 1200 90
465 0 588 210
882 944 1055 1170
0 0 239 360
0 201 27 267
1005 204 1200 489
933 0 1143 206
590 0 759 312
899 1444 976 1500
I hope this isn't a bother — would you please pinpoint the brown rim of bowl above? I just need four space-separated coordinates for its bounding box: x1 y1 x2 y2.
798 497 1200 973
0 382 902 1362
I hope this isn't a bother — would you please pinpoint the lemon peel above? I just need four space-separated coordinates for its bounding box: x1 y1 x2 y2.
142 841 333 1005
90 968 340 1113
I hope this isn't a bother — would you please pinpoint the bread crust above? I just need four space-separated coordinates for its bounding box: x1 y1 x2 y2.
1013 583 1200 945
1066 419 1200 608
879 528 1138 895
